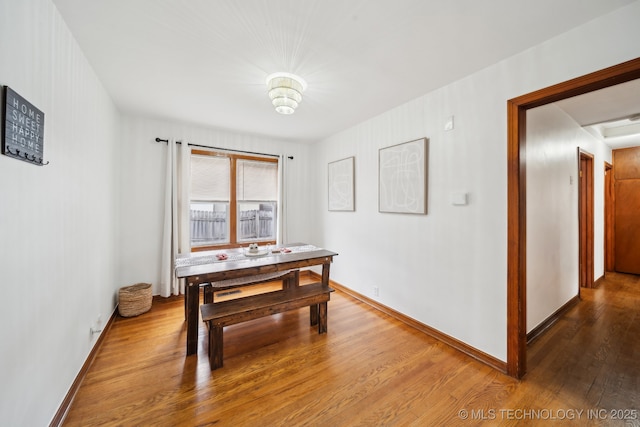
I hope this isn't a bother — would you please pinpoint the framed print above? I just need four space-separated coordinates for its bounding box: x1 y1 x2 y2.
328 156 355 211
379 138 428 214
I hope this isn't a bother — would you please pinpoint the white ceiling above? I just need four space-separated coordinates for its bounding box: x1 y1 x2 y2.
52 0 636 143
555 79 640 149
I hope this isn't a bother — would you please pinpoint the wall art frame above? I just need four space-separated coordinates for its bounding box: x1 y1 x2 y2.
378 138 428 214
328 156 355 211
2 86 48 166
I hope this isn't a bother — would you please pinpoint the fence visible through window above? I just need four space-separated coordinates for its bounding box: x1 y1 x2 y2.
238 206 275 241
190 203 276 246
191 210 227 245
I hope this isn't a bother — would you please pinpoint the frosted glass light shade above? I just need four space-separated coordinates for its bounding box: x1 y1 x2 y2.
266 72 307 114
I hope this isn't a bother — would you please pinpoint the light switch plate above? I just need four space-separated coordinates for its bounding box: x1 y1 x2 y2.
451 192 468 206
444 116 454 131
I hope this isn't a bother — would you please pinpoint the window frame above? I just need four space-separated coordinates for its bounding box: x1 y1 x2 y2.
190 149 278 252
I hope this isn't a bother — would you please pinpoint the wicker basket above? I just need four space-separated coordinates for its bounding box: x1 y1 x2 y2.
118 283 152 317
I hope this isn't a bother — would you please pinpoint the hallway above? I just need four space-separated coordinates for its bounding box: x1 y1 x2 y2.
526 272 640 420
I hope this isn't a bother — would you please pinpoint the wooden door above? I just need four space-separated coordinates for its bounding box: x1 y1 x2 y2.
604 162 614 272
614 147 640 274
579 151 594 288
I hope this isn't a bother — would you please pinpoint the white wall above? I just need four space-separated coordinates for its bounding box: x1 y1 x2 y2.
0 0 121 425
311 1 640 361
118 116 314 294
526 104 611 332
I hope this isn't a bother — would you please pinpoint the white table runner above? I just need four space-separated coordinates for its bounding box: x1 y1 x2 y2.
175 244 321 268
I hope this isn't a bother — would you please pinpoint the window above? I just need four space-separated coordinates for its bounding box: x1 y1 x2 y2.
189 150 278 250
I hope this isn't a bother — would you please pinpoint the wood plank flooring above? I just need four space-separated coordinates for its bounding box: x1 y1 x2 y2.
63 272 640 426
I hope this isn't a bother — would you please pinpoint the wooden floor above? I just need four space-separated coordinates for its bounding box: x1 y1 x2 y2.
63 273 640 426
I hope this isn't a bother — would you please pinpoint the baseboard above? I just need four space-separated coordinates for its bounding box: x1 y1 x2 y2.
593 274 606 288
526 295 580 345
307 271 508 374
49 308 118 427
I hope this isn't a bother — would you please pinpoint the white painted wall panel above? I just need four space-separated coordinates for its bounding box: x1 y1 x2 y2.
0 0 121 425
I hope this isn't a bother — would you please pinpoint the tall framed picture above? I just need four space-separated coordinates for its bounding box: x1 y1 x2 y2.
328 156 355 211
379 138 428 214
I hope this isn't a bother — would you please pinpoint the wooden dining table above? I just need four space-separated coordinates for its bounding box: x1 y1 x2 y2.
175 243 338 356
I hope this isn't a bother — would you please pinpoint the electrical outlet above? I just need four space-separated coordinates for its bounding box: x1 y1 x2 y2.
91 314 103 336
373 286 379 297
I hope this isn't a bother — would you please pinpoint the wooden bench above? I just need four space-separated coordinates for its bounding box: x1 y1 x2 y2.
200 282 334 370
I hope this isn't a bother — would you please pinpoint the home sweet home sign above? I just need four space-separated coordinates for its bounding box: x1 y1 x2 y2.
2 86 46 165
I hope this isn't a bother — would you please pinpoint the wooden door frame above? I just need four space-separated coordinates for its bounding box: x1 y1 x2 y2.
578 149 594 289
507 57 640 378
604 162 614 272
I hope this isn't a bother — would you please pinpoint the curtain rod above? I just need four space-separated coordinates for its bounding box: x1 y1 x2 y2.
155 137 290 159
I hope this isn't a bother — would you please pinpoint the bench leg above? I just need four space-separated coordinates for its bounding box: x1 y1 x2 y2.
309 304 318 326
203 284 214 304
318 302 327 334
208 324 224 370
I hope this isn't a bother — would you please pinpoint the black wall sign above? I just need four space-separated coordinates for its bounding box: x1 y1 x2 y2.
2 86 47 166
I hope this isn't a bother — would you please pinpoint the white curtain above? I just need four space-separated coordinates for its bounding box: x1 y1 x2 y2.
276 155 288 245
159 139 191 297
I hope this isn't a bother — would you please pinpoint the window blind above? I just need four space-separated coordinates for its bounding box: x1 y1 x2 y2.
237 159 278 201
190 155 230 200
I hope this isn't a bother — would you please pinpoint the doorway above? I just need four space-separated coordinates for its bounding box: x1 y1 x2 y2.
613 147 640 274
604 162 614 273
506 57 640 378
578 150 594 288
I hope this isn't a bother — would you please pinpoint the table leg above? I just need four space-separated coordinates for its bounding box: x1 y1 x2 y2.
293 269 300 287
283 269 300 290
322 261 331 287
186 281 199 355
203 284 213 304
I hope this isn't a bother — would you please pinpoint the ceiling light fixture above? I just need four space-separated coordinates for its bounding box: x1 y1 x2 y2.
266 72 307 115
